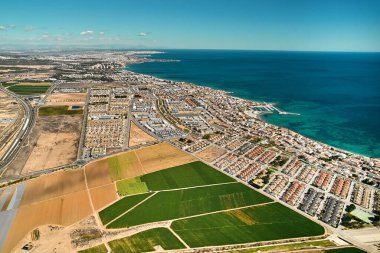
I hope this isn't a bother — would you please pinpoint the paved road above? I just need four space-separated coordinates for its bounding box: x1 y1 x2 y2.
0 85 35 174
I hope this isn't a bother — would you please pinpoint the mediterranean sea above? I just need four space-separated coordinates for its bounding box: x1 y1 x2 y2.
127 50 380 158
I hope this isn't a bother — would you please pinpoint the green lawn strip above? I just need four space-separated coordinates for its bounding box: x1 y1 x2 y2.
107 183 271 229
140 161 235 191
108 228 185 253
171 202 325 247
231 240 336 252
1 82 17 87
38 106 83 116
99 192 153 225
325 247 367 253
116 177 149 196
77 244 107 253
8 85 50 94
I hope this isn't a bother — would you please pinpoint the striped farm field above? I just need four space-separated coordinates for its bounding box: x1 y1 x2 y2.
107 183 271 228
140 161 235 191
99 193 153 225
171 202 325 247
108 228 185 253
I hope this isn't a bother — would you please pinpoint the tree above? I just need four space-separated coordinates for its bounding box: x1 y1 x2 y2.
346 204 356 213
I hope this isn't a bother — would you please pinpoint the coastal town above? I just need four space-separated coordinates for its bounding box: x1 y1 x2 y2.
0 50 379 253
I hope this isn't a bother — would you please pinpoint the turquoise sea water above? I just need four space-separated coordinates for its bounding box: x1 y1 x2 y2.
127 50 380 158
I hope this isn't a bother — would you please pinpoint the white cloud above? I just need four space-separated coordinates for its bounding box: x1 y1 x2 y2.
24 26 35 32
99 31 104 35
0 26 6 31
80 30 95 35
138 32 150 37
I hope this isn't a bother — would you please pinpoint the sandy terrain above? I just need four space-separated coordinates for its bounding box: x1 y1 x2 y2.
0 65 54 69
46 93 87 106
343 227 380 244
4 115 82 176
195 144 227 162
22 115 82 173
89 184 118 211
128 122 156 147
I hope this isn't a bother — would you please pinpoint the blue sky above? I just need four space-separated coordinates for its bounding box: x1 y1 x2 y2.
1 0 380 51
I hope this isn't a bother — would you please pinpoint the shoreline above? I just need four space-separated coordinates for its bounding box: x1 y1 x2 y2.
123 64 379 161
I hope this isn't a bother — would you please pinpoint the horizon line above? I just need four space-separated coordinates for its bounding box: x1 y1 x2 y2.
0 47 379 54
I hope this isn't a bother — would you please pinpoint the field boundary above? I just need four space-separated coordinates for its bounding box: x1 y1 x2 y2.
105 192 158 227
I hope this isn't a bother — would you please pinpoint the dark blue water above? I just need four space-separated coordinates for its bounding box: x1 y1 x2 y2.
127 50 380 158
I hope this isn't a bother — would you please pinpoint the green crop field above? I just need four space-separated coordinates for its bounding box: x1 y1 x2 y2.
116 177 149 196
325 248 366 253
38 106 83 116
78 244 107 253
140 161 235 190
99 161 325 249
99 193 152 225
108 228 185 253
8 84 50 95
171 202 325 247
107 183 271 228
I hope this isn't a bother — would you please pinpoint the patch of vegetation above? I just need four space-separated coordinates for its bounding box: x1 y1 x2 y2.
341 213 366 229
108 228 185 253
270 155 289 167
1 82 17 87
107 183 271 228
231 240 336 252
39 106 83 116
171 203 325 247
140 161 235 191
71 228 103 248
78 244 107 253
116 177 149 196
99 193 152 225
8 84 50 95
325 247 366 253
202 134 211 140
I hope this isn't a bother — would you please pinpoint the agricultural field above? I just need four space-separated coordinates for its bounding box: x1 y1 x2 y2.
140 161 235 191
0 169 92 253
7 84 50 95
171 202 325 247
88 142 196 182
99 193 153 225
108 183 271 228
116 177 149 196
38 105 84 116
89 183 118 211
108 228 185 253
99 160 325 249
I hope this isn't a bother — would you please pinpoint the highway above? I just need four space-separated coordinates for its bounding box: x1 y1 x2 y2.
0 84 35 175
